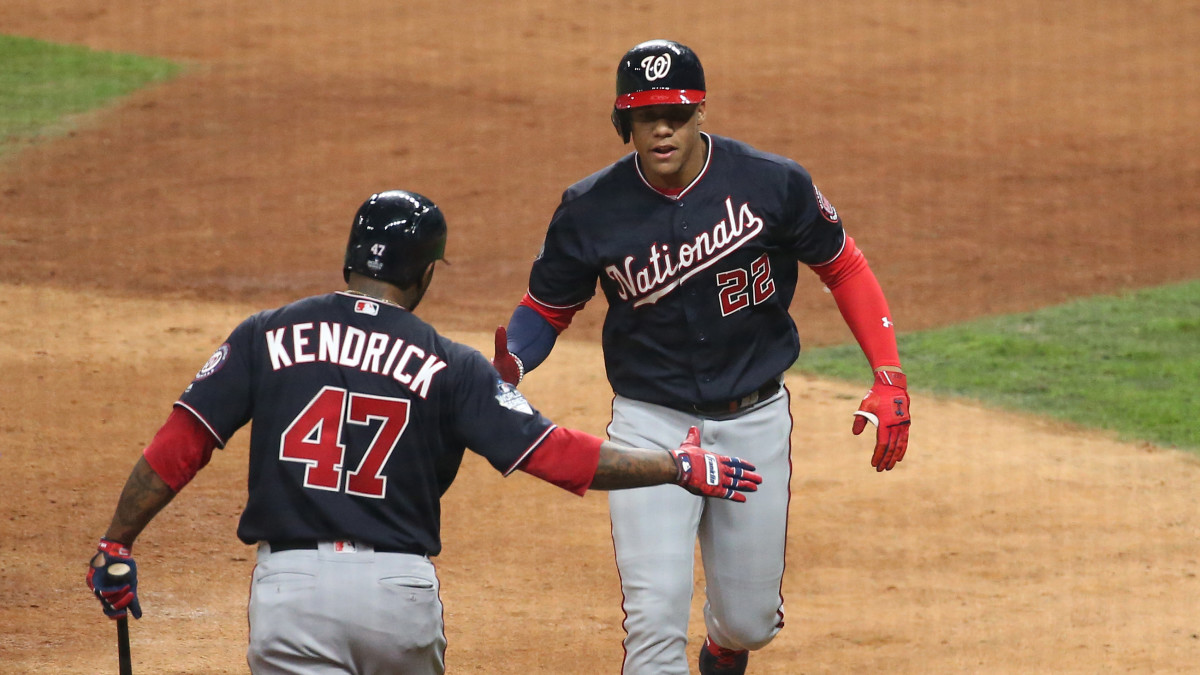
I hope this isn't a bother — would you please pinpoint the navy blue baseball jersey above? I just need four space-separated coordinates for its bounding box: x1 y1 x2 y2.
177 290 555 556
527 133 846 409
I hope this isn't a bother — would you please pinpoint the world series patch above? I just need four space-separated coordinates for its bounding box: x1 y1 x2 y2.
495 381 534 414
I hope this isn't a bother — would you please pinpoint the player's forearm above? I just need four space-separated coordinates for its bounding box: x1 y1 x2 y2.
506 303 559 373
104 456 177 545
827 266 901 371
589 442 678 490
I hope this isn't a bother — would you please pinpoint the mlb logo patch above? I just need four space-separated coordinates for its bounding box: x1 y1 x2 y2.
354 299 379 316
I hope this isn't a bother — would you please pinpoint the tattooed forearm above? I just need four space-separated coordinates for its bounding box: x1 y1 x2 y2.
104 457 177 545
589 443 678 491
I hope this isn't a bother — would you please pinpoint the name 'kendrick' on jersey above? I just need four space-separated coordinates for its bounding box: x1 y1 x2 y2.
264 321 447 398
604 196 764 307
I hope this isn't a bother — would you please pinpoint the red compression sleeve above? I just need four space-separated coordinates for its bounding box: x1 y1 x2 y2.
519 292 583 334
141 406 220 492
810 236 902 370
518 426 603 496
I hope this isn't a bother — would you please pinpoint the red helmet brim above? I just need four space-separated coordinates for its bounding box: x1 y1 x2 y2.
614 89 706 109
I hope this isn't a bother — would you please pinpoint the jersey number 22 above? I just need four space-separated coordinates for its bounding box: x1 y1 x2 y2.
716 253 775 317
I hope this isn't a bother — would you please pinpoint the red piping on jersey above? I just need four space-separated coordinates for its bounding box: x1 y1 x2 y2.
808 236 901 370
634 132 713 200
520 292 584 334
173 400 228 448
808 231 848 268
502 423 558 477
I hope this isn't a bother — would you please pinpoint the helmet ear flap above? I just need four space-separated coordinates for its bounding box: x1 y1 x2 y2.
611 109 632 143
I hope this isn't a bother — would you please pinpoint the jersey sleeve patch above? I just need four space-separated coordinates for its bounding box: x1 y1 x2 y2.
814 184 839 223
194 343 230 381
495 380 534 415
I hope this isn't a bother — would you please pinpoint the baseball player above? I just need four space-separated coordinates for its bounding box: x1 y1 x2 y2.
85 190 762 674
492 41 911 674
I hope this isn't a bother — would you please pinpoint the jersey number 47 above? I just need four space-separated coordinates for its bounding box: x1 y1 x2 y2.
279 386 411 499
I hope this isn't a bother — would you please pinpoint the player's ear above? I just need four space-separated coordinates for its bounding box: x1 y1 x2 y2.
695 101 706 126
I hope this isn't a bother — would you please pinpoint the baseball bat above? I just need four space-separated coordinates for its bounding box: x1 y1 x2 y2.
107 562 134 675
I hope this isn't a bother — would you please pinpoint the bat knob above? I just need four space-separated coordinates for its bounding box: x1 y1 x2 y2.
107 562 132 581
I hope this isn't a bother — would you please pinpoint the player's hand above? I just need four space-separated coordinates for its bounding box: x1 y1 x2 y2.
852 370 911 472
86 538 142 620
669 427 762 502
491 326 523 386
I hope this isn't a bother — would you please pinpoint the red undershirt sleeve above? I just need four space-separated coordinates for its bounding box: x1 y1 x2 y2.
809 236 902 370
517 426 603 496
519 292 584 334
141 405 221 493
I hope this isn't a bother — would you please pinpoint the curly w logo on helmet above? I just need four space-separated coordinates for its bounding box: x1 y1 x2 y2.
641 53 672 80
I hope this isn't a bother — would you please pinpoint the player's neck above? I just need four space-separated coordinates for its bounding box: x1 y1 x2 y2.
345 276 414 311
640 133 708 193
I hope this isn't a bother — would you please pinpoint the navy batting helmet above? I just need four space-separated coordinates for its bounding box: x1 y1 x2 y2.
343 190 447 287
611 40 706 143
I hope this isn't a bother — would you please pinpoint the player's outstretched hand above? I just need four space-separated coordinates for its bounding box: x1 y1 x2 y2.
86 538 142 620
669 426 762 502
852 370 911 471
491 326 523 386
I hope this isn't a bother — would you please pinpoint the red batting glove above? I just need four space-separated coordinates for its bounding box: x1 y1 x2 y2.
852 371 911 472
668 426 763 502
492 326 523 386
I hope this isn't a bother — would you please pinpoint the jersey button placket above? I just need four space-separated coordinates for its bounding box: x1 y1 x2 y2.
675 200 715 398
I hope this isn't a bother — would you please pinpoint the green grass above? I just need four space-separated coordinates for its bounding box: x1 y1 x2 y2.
0 34 182 154
794 280 1200 451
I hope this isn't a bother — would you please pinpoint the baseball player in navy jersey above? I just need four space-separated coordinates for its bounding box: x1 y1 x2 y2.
492 41 912 674
85 190 762 674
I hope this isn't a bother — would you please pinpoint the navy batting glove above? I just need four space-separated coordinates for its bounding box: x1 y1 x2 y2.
852 370 911 472
669 426 763 502
86 538 142 620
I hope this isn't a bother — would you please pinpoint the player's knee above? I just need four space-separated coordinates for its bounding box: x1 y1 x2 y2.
714 608 784 651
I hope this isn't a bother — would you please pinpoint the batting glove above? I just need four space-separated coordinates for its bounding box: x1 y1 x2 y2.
669 426 762 502
86 538 142 620
852 370 911 472
491 326 524 386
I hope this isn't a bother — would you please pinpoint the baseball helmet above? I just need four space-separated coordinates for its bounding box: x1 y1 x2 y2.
343 190 447 287
611 39 706 143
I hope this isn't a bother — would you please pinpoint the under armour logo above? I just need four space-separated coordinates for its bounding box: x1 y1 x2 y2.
881 317 893 328
641 53 672 81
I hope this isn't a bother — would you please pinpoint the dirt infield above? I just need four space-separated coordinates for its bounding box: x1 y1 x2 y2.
1 1 1198 673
